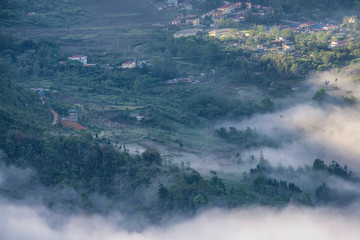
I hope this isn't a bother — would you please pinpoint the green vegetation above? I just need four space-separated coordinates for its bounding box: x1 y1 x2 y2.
215 126 277 149
0 0 86 27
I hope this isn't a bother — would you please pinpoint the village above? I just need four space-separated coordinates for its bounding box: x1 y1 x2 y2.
61 1 357 78
167 1 357 53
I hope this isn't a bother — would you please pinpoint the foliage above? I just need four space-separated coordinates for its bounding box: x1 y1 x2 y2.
313 88 326 103
215 126 277 148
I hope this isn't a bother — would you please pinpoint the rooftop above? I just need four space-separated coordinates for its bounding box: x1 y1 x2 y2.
70 55 87 58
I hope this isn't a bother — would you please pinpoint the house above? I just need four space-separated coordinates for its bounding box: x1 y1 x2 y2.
100 63 113 69
322 25 338 31
234 2 242 10
136 115 144 122
245 2 252 9
252 11 265 16
173 28 202 38
328 40 347 48
212 10 225 18
121 60 136 69
299 21 317 31
68 109 78 122
231 14 246 22
349 17 356 23
257 44 265 52
69 55 87 65
185 15 200 26
172 18 181 25
272 39 284 49
218 3 236 14
130 112 144 122
282 42 294 51
136 60 151 68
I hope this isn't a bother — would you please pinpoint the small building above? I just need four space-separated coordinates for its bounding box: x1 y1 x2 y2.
130 112 144 122
185 15 200 26
245 2 252 9
172 18 181 25
68 109 78 122
299 21 317 31
69 55 87 65
231 14 246 22
322 25 338 31
173 28 202 38
121 60 136 69
212 10 225 18
282 42 294 51
328 40 347 49
218 3 236 14
136 115 144 122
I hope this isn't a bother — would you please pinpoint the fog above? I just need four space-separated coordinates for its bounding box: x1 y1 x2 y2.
215 66 360 170
3 67 360 237
1 201 360 240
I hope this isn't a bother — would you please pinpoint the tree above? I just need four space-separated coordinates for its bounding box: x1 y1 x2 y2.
193 194 206 208
142 148 162 165
313 88 326 103
313 158 326 170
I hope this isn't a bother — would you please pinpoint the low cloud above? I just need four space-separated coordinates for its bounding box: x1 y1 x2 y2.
1 201 360 240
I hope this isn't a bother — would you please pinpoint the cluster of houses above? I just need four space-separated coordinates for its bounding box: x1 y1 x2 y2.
172 1 274 38
277 21 340 33
171 1 274 27
209 2 273 20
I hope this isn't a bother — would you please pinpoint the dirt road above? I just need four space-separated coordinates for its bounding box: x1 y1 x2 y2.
51 109 59 125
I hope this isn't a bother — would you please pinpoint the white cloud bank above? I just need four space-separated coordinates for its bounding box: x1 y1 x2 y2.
1 201 360 240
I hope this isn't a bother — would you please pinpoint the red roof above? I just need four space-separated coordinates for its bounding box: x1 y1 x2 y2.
70 55 87 58
61 119 88 131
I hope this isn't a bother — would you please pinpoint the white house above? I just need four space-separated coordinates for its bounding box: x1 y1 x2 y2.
69 55 87 65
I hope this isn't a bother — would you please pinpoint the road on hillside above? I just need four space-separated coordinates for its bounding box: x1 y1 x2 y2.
51 109 59 125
